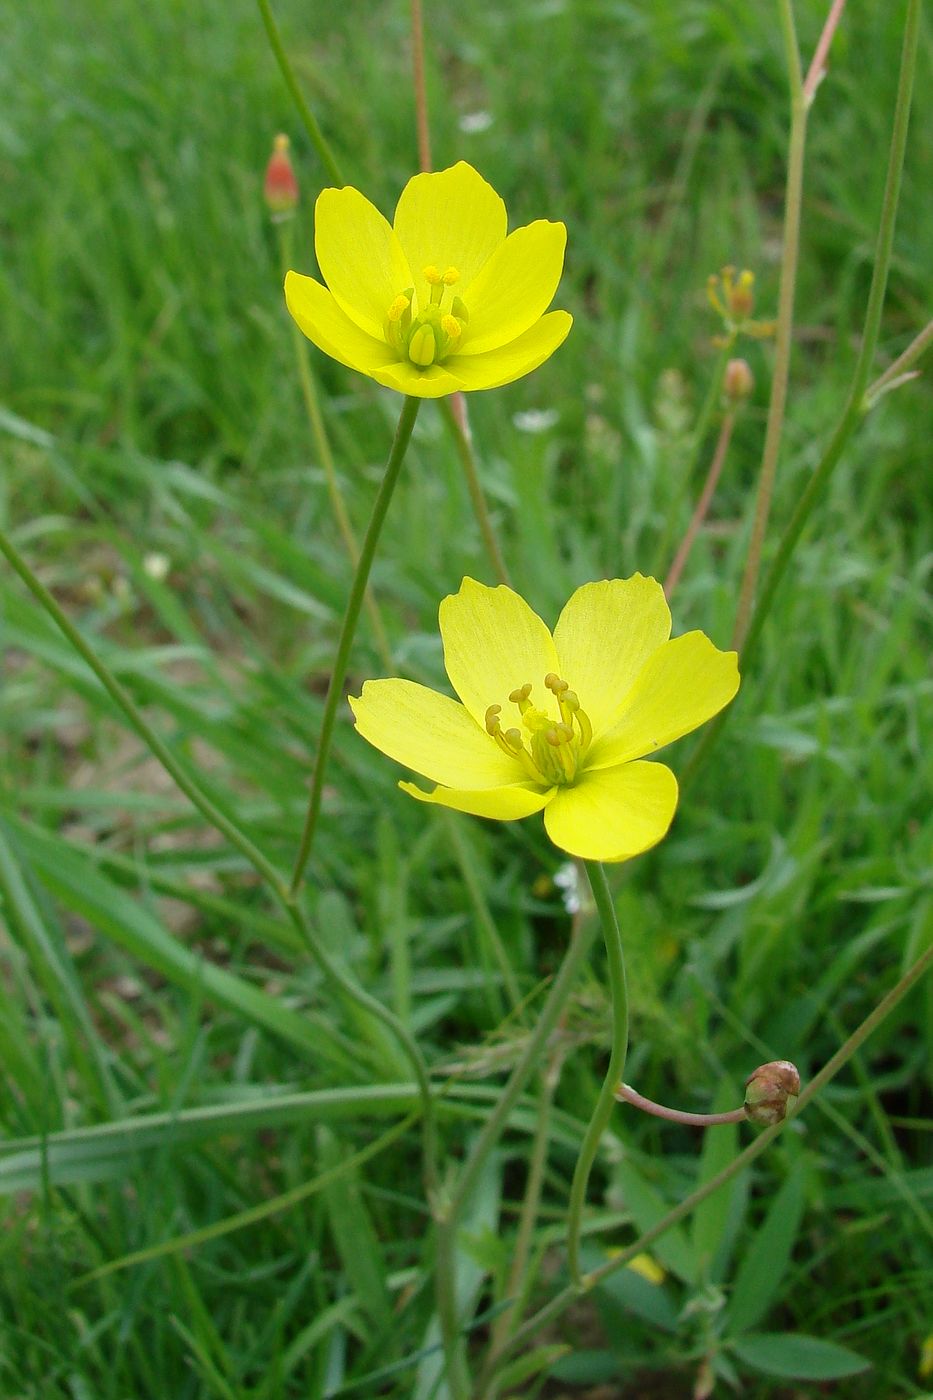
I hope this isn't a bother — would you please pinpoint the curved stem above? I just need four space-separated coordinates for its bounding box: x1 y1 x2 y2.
566 862 628 1285
682 0 920 789
439 396 512 587
616 1082 746 1127
289 395 421 893
0 529 283 896
410 0 432 173
277 223 393 670
664 409 735 596
282 900 438 1200
254 0 344 187
731 0 804 650
434 903 601 1396
491 938 933 1376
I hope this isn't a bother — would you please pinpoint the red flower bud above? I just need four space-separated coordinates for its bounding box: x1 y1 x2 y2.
263 133 299 215
744 1061 800 1126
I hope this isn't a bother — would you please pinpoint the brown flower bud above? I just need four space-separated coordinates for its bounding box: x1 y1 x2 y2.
744 1060 800 1126
263 133 299 215
723 358 754 403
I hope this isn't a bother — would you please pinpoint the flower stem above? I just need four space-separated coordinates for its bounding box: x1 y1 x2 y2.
277 221 393 671
731 0 805 651
864 317 933 406
681 0 920 789
664 408 735 597
489 938 933 1377
439 396 512 587
254 0 344 187
434 904 601 1396
410 0 432 173
289 395 421 894
566 862 628 1286
0 527 282 896
616 1082 746 1127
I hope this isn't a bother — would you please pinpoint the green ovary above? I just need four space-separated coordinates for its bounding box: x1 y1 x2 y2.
484 673 594 787
384 264 469 368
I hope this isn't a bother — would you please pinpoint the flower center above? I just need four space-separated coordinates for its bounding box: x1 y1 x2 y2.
384 265 470 368
485 673 593 787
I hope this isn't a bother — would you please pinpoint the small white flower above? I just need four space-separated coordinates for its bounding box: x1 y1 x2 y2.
458 111 494 134
144 552 171 581
513 407 559 434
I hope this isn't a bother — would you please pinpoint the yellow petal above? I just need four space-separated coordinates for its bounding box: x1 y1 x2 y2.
393 163 507 295
350 679 524 788
400 779 555 820
459 221 567 354
314 186 412 339
439 577 560 728
446 311 572 392
552 576 671 740
285 271 396 376
369 360 465 398
543 761 678 861
587 632 740 770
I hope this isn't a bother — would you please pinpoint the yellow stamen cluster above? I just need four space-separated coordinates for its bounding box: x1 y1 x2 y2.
485 673 593 786
384 264 469 368
707 266 775 346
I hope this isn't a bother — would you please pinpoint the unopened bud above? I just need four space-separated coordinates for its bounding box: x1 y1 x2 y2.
723 358 754 403
744 1061 800 1126
263 134 299 216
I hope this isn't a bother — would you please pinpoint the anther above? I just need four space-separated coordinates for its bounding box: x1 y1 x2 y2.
509 684 532 704
485 704 501 735
422 265 443 285
441 314 462 344
442 267 460 285
387 294 411 322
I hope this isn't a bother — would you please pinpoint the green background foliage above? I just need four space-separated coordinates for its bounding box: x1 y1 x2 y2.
1 0 931 1395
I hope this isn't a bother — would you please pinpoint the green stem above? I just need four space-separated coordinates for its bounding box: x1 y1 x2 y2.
434 904 601 1397
439 396 512 587
289 395 421 894
682 0 920 789
492 937 933 1374
277 221 393 670
566 863 628 1286
865 316 933 406
731 0 805 650
410 0 432 173
440 810 522 1017
0 529 283 897
282 900 439 1201
254 0 344 187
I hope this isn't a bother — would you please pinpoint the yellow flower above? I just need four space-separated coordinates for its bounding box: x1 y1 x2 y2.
350 576 740 862
284 161 572 399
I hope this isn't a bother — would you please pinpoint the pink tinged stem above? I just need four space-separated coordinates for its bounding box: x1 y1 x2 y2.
664 410 736 597
410 0 432 173
615 1082 747 1127
803 0 849 104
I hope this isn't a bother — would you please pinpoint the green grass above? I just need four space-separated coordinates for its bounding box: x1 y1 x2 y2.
1 0 931 1395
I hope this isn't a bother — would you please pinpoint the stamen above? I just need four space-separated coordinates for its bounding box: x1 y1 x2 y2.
387 294 411 322
485 704 502 735
442 267 460 285
422 265 443 285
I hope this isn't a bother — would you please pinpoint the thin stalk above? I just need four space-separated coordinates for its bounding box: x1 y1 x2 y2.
433 908 601 1397
616 1082 746 1127
282 900 438 1201
491 939 933 1374
653 343 730 578
682 0 920 788
731 0 804 650
410 0 432 173
277 221 393 670
865 317 933 405
289 395 421 893
440 810 522 1016
480 1044 567 1398
254 0 343 187
664 409 735 596
566 863 628 1286
439 396 512 587
0 528 282 896
803 0 849 104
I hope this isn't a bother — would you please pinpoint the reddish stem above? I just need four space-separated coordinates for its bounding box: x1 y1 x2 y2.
664 410 735 597
410 0 432 172
804 0 849 103
616 1082 746 1127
